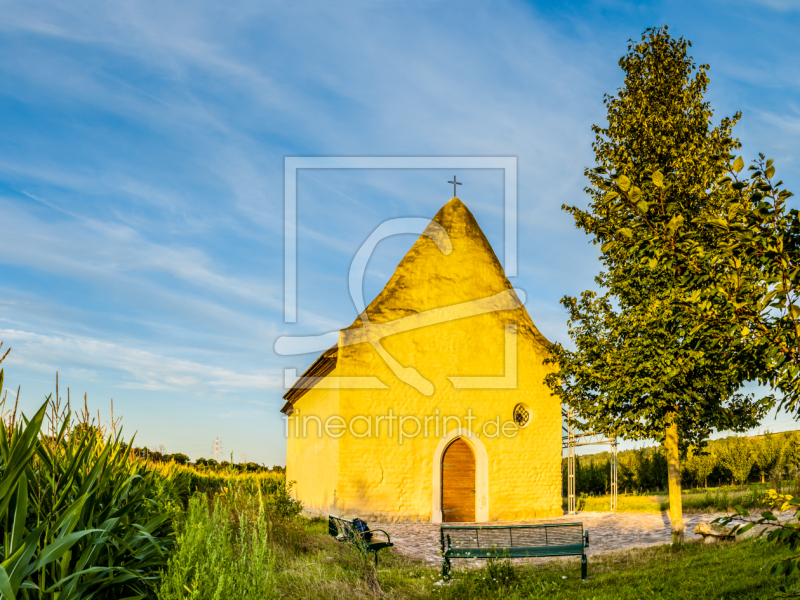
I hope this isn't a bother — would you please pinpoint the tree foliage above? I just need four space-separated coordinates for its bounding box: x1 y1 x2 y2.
717 436 756 486
545 25 770 447
686 449 716 488
754 430 788 482
545 25 775 541
675 155 800 414
568 432 800 495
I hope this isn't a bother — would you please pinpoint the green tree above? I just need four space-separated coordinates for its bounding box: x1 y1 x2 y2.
640 151 795 419
545 26 769 544
718 436 755 486
754 431 787 483
783 434 800 479
687 450 716 488
171 452 190 465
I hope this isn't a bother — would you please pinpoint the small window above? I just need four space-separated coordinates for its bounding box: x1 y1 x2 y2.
513 403 530 428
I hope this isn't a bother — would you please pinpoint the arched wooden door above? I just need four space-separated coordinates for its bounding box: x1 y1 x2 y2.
441 438 476 522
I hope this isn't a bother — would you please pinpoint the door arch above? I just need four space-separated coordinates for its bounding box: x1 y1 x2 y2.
441 438 475 521
432 428 489 523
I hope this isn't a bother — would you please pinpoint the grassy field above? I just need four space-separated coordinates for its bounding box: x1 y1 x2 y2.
412 541 799 600
248 514 798 599
161 477 798 599
569 483 784 513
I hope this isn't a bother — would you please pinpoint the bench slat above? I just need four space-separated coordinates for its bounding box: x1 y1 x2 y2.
444 544 586 559
442 523 583 549
440 522 589 582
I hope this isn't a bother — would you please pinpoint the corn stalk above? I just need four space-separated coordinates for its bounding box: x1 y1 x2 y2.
0 364 184 599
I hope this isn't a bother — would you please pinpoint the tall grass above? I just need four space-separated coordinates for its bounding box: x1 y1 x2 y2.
157 467 304 599
0 353 310 599
158 494 278 599
154 462 291 509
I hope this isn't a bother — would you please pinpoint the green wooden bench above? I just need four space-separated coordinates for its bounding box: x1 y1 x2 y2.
328 515 394 566
440 522 589 580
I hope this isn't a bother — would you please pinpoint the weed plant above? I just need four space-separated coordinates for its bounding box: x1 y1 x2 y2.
158 492 278 599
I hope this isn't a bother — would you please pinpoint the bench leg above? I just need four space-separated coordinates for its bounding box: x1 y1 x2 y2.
581 553 587 581
373 550 378 568
442 558 451 580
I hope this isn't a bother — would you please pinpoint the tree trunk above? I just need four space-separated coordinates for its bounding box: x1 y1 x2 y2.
664 419 684 545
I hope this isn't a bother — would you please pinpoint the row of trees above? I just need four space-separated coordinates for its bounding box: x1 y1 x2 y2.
545 25 799 543
685 430 798 487
130 445 284 473
564 431 800 496
565 446 667 496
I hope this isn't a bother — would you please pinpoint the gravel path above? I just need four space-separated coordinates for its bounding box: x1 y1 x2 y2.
374 512 729 568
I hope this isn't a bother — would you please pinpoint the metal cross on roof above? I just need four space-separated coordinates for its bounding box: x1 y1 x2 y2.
447 176 461 197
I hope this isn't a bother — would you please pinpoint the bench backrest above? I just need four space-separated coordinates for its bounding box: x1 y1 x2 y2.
441 523 584 550
329 516 356 538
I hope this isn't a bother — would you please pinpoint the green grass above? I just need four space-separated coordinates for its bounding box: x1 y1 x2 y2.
259 517 800 599
147 480 800 599
4 403 790 600
184 498 793 600
569 484 780 513
4 373 788 599
580 494 666 512
0 369 297 599
158 493 278 599
414 541 797 600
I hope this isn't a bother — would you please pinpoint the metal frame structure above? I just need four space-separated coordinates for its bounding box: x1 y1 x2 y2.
562 408 618 514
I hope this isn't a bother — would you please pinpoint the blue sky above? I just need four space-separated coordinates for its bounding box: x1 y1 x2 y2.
0 0 798 464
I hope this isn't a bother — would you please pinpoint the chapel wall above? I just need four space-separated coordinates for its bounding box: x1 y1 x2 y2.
286 368 341 516
331 308 562 522
484 331 562 520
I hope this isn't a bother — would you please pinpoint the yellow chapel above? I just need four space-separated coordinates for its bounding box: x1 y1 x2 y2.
280 197 562 522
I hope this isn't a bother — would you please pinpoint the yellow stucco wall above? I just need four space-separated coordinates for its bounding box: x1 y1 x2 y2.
285 369 340 516
285 198 562 522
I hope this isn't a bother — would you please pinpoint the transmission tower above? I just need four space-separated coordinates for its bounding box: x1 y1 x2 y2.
241 453 247 464
211 437 223 462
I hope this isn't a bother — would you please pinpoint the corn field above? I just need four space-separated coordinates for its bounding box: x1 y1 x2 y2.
0 367 186 599
0 342 299 600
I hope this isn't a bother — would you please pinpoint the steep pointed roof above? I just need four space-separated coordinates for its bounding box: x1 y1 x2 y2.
348 197 518 327
280 197 548 413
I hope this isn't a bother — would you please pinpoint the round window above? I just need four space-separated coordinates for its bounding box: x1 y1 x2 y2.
513 403 531 428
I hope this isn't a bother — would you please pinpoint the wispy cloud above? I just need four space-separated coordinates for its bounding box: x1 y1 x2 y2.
0 327 281 393
0 0 797 462
0 196 281 310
